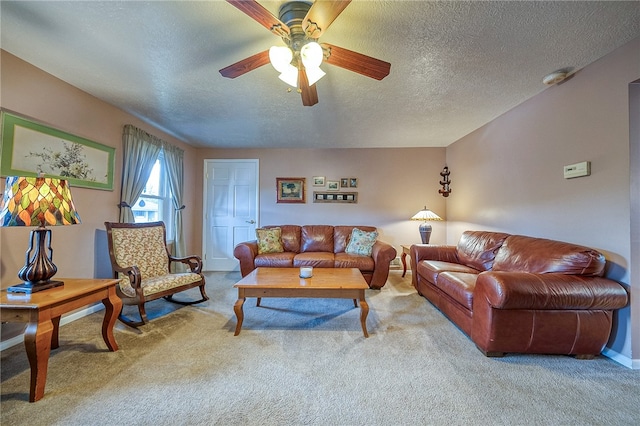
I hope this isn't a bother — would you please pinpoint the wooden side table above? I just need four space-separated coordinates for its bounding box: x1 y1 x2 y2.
401 245 412 277
0 278 122 402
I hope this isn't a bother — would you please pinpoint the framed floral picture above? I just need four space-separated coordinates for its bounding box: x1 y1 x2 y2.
0 111 115 190
276 177 306 203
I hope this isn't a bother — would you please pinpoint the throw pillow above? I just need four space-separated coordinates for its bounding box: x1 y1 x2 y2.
256 227 284 255
345 228 378 256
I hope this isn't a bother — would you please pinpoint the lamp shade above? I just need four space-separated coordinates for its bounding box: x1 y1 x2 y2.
300 42 323 68
0 176 81 227
278 65 299 87
269 46 294 73
411 207 442 222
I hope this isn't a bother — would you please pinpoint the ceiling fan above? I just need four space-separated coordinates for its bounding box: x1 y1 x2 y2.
219 0 391 106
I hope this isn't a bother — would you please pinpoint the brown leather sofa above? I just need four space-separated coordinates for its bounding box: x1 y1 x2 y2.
410 231 628 358
234 225 397 289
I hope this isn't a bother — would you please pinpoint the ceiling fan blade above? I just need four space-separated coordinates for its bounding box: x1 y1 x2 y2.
219 50 271 79
299 67 319 107
226 0 290 37
322 43 391 80
303 0 351 38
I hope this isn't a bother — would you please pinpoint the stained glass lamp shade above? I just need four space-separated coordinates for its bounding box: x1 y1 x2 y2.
410 207 443 244
0 176 81 293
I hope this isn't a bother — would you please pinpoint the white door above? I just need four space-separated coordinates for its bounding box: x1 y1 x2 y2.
203 159 259 271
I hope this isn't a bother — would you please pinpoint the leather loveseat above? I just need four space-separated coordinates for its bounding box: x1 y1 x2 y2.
410 231 628 358
234 225 397 289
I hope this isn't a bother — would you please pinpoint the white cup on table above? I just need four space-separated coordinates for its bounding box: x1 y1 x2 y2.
300 266 313 278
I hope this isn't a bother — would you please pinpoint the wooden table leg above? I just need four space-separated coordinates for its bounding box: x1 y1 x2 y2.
401 251 408 277
234 296 246 336
359 292 369 338
101 288 122 351
24 313 54 402
51 316 61 349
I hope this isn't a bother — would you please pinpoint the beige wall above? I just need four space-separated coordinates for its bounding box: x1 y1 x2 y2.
446 37 639 366
193 148 447 255
0 50 200 287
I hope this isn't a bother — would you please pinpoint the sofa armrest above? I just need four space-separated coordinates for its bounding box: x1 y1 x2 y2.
474 271 629 310
369 240 397 289
410 244 458 287
233 240 259 277
410 244 458 263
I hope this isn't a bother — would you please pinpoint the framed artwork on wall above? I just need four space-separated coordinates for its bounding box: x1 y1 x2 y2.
276 177 306 203
312 176 325 186
340 178 349 188
0 111 115 190
349 178 358 188
313 191 358 203
327 180 340 191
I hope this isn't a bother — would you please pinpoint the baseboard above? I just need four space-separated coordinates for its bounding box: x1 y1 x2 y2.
0 303 105 352
601 347 639 369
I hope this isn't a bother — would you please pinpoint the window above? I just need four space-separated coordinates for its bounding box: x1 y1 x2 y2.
131 153 173 239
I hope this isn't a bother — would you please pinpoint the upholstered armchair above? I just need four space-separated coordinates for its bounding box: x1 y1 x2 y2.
104 221 208 327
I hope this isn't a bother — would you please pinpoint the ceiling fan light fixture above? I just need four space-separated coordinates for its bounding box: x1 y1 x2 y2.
305 66 325 86
300 41 323 68
278 65 299 87
269 46 293 73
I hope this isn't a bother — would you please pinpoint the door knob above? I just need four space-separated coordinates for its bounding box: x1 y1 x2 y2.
246 220 256 224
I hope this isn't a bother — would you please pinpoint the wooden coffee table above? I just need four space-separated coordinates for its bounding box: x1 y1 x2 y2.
233 267 370 337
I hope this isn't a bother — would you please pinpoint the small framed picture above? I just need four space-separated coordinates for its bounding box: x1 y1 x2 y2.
327 180 340 191
312 176 325 186
349 178 358 188
276 177 306 203
340 178 349 188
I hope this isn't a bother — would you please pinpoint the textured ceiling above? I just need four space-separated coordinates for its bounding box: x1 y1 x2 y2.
1 1 639 149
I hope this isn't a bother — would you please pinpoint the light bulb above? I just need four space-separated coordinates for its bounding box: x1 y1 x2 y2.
269 46 293 73
300 42 323 68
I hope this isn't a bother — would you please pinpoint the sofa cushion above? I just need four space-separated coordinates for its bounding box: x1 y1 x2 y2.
265 225 301 253
456 231 510 271
300 225 334 252
334 226 377 253
417 260 480 286
256 227 284 254
255 252 296 268
293 252 335 267
334 252 375 271
345 228 378 256
435 272 478 310
493 235 606 276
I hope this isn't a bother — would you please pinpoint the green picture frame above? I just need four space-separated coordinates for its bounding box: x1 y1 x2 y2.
1 111 115 190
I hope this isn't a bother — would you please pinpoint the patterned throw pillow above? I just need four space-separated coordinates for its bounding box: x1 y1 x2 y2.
345 228 378 256
256 227 284 254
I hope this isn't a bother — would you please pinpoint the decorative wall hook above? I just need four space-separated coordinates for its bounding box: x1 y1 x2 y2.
439 166 451 197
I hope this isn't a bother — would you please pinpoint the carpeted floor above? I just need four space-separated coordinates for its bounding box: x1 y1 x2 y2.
1 271 638 425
